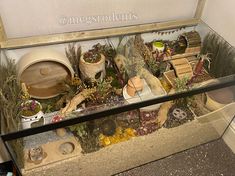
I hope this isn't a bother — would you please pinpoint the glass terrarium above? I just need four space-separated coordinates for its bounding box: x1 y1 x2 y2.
0 1 235 176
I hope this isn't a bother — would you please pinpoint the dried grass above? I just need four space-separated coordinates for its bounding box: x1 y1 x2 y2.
0 52 22 133
65 43 81 76
201 32 235 77
0 51 24 168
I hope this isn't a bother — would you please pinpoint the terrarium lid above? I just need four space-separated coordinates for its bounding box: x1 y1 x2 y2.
17 49 74 99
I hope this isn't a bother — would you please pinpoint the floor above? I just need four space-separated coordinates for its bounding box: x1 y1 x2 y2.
0 161 15 176
117 139 235 176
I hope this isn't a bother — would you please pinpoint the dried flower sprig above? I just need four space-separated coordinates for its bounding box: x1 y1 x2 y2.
65 43 82 76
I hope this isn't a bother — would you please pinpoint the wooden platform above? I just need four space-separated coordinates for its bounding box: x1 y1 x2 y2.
171 58 193 79
23 136 82 171
163 51 200 61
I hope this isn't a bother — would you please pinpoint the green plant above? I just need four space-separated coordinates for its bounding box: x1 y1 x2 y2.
91 77 113 103
97 77 112 93
69 123 88 138
69 122 100 153
175 76 189 92
146 58 160 75
106 67 122 88
174 76 194 107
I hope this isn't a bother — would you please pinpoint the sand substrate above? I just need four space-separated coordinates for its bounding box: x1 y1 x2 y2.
21 108 232 176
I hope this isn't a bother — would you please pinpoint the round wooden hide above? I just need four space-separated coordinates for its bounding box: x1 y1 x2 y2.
17 49 74 99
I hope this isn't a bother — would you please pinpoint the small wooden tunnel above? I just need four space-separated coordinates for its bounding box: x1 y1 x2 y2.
178 31 201 53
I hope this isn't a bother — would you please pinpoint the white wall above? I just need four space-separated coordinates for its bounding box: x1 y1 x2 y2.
202 0 235 47
0 0 198 38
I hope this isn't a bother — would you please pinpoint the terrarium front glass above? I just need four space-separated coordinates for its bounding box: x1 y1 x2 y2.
1 21 235 176
1 22 235 135
5 85 235 176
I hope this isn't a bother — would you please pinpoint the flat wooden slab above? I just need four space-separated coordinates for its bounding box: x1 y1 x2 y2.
23 136 82 171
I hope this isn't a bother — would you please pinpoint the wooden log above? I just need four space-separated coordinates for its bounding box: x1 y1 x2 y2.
138 68 166 95
157 101 173 127
60 88 96 117
178 31 201 49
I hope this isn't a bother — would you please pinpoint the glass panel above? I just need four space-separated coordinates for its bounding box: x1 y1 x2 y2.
1 23 235 135
1 7 235 176
5 86 235 175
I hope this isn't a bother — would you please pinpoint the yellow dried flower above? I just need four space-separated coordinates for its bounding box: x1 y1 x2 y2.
99 134 105 140
72 76 81 86
108 136 115 143
125 128 136 137
103 137 111 146
21 83 30 101
99 127 136 147
116 127 123 134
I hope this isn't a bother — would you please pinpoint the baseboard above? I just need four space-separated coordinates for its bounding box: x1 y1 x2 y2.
223 120 235 154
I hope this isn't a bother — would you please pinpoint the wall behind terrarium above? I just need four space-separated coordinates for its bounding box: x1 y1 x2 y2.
201 0 235 47
0 0 198 38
